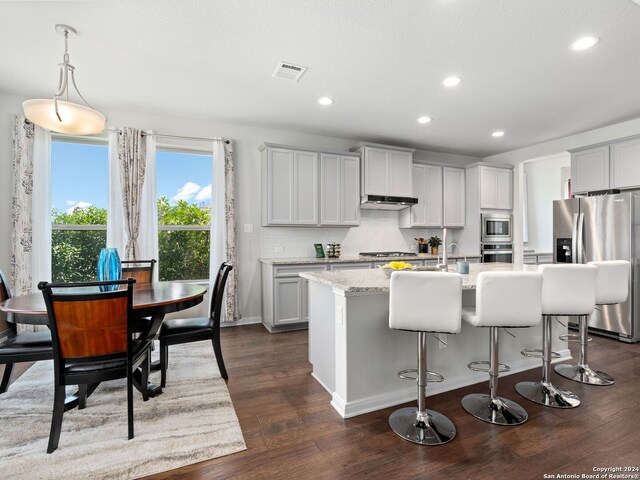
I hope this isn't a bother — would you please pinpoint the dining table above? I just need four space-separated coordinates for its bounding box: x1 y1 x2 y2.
0 281 207 409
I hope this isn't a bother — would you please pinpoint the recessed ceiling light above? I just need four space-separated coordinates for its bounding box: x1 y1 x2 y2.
417 116 432 124
443 76 462 87
318 97 334 106
492 131 505 137
570 36 600 51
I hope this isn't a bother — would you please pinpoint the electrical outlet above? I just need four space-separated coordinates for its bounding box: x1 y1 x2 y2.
438 334 448 349
243 223 254 233
274 246 284 253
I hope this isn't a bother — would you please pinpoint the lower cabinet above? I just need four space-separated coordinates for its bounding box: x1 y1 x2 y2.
524 253 553 265
262 263 327 332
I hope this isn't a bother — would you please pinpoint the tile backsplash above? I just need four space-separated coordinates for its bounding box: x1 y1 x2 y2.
260 210 463 258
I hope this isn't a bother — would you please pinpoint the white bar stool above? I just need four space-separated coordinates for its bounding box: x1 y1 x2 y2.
461 271 543 426
388 271 462 445
555 260 630 386
516 264 597 408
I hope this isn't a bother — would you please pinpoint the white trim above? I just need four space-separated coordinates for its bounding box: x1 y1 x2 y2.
329 349 571 418
220 316 262 328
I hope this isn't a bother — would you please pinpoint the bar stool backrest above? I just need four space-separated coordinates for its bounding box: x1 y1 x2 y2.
588 260 631 305
389 271 462 333
539 264 597 316
474 272 543 327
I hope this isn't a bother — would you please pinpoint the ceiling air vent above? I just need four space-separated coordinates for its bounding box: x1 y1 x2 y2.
272 61 308 82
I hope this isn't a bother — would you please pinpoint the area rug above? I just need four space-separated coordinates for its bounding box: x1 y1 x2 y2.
0 342 246 479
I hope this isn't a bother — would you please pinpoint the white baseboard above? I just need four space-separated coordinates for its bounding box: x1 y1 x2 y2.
329 349 572 419
221 316 262 328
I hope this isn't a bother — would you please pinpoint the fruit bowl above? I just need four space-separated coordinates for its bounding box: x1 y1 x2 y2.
379 261 414 277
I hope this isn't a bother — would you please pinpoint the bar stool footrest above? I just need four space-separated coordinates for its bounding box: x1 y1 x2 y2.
397 369 444 382
467 360 510 373
559 333 592 343
521 348 561 359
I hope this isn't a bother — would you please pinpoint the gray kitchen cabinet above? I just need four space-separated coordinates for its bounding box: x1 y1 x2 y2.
611 136 640 190
443 166 466 227
329 263 372 270
479 165 512 210
399 164 450 228
262 146 318 225
261 143 360 226
261 263 327 332
351 143 414 197
523 254 537 265
320 153 360 226
523 253 553 265
571 145 610 194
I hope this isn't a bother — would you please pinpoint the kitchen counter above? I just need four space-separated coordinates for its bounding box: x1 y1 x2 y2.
260 253 480 265
299 262 539 293
304 262 569 418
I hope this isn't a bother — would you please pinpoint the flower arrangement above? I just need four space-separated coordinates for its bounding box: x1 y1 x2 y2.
379 261 414 277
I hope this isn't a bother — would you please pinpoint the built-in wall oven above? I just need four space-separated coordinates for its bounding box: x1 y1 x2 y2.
481 243 513 263
481 213 513 244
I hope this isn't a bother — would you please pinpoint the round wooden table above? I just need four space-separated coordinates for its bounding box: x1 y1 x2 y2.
0 281 207 406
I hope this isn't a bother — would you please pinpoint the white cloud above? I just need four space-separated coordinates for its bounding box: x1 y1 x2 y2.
171 182 202 203
195 184 212 203
66 201 93 214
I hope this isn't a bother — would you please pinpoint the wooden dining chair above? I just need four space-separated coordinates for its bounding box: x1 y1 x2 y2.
0 269 53 394
39 278 152 454
121 259 156 332
121 259 156 284
158 262 233 387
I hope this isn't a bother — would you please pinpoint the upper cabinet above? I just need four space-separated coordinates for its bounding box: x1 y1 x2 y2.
571 145 610 194
479 165 513 210
260 143 360 227
399 164 465 228
571 136 640 194
351 143 414 197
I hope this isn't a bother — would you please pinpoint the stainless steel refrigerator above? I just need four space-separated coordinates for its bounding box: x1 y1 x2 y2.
553 193 639 343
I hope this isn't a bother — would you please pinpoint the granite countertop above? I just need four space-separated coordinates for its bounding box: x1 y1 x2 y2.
260 253 480 265
523 251 553 256
299 262 540 293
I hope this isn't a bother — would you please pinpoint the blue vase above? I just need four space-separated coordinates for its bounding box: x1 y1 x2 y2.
97 248 122 291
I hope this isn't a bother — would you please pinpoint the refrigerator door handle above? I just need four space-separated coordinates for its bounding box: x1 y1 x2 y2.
577 212 585 264
571 213 578 264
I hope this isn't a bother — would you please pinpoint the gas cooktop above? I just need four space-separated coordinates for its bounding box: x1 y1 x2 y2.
359 251 418 258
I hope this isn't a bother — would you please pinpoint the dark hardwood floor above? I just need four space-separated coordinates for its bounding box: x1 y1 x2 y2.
144 324 640 480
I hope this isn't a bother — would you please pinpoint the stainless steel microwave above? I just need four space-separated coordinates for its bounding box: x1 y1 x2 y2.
481 213 513 243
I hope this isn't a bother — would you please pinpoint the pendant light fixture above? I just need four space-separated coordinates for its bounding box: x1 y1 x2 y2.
22 24 106 135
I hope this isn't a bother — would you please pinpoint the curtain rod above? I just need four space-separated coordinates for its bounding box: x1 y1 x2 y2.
106 128 229 144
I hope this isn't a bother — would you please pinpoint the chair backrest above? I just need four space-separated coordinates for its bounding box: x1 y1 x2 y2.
39 279 135 365
474 271 543 327
389 271 462 333
121 259 156 284
588 260 631 305
210 263 234 324
0 269 15 337
539 264 597 315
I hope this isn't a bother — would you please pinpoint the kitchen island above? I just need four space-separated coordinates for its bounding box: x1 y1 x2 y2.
300 263 570 418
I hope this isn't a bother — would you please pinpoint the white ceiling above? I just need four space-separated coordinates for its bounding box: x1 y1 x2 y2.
1 0 640 156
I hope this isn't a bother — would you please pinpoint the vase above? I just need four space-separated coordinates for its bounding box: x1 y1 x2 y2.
431 246 439 255
97 248 122 291
418 244 428 253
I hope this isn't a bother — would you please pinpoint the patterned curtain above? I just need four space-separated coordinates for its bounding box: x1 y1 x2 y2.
117 128 147 260
11 116 51 332
11 117 35 299
211 139 238 322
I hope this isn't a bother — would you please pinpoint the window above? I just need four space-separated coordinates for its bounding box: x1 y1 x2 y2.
51 139 108 282
156 149 212 281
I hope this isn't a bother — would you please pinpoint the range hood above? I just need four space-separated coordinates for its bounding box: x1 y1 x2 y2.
360 195 418 210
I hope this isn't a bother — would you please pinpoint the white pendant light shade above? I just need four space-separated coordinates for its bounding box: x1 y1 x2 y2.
23 24 106 135
23 99 106 135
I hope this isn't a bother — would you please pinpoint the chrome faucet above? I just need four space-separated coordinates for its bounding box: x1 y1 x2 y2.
437 228 448 271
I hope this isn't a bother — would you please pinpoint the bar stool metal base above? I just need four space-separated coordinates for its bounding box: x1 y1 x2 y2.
389 407 456 445
554 364 614 386
515 381 580 408
461 393 528 426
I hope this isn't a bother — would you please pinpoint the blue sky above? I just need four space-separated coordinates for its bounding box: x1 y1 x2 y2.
51 141 212 213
